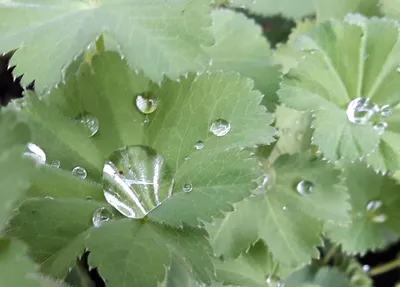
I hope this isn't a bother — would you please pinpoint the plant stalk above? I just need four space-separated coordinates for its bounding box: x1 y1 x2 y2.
369 258 400 276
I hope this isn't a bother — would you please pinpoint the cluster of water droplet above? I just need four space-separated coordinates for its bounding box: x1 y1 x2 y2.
365 200 387 223
346 97 392 135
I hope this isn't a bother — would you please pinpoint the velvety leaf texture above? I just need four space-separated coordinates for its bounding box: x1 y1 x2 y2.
0 0 213 91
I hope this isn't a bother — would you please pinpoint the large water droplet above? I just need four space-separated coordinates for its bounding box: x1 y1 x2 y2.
102 145 174 219
24 143 46 165
380 105 392 117
366 200 387 224
346 97 378 125
135 94 158 114
72 167 87 179
92 207 114 227
266 276 283 287
194 140 204 150
373 122 388 135
296 180 314 196
183 183 193 193
210 118 231 137
76 114 99 137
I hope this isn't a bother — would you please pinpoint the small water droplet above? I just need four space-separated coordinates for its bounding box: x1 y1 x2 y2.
210 119 231 137
380 105 392 117
85 196 92 200
397 65 400 72
366 200 382 212
142 116 150 125
76 114 99 137
346 97 378 125
295 119 301 125
266 275 283 287
371 214 387 223
45 196 54 200
296 180 314 196
24 143 46 165
194 140 204 150
366 200 387 223
103 145 174 219
282 206 287 211
135 94 158 114
183 183 193 193
184 155 190 161
92 207 114 227
72 167 87 179
49 160 60 168
373 122 388 135
363 265 371 273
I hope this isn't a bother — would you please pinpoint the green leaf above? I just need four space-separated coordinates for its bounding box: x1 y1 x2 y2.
279 16 400 167
315 0 381 22
0 239 40 287
379 0 400 19
325 162 400 253
0 110 33 229
8 198 215 286
206 152 349 267
158 255 201 287
86 219 214 287
333 252 373 287
207 9 280 111
28 51 275 227
284 265 352 287
229 0 315 19
0 0 213 91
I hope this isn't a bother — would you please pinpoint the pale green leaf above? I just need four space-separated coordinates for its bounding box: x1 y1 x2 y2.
315 0 381 22
207 9 280 111
0 239 41 287
380 0 400 19
230 0 315 19
158 256 201 287
325 162 400 253
28 51 275 227
0 110 33 229
0 0 213 91
333 253 373 287
86 219 214 287
279 16 400 167
8 199 215 286
207 152 349 266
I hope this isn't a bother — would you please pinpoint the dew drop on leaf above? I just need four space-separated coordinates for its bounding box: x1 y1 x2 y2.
210 118 231 137
296 180 314 196
363 265 371 273
72 167 87 179
266 275 283 287
92 207 114 228
85 196 92 200
48 160 60 168
102 145 174 219
282 206 288 211
184 155 190 161
380 105 392 117
76 114 99 138
135 94 158 114
45 196 54 200
24 143 46 165
366 200 387 224
194 140 204 150
373 122 388 135
346 97 378 125
183 183 193 193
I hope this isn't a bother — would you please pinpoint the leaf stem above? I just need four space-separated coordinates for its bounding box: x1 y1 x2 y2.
322 244 338 265
96 34 105 54
369 258 400 276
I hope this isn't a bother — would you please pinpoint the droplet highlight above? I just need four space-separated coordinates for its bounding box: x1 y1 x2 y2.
183 183 193 193
210 118 231 137
72 167 87 179
24 143 46 165
194 140 204 150
380 105 392 117
366 200 387 224
92 207 114 228
135 94 158 114
102 145 174 219
346 97 378 125
76 114 99 137
373 122 388 135
266 275 283 287
296 180 314 196
49 160 60 168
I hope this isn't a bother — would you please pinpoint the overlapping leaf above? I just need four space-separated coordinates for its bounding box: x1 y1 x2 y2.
24 51 275 227
278 16 400 169
206 152 349 267
0 0 213 91
7 198 214 286
229 0 315 19
380 0 400 19
315 0 381 22
207 9 280 111
325 162 400 254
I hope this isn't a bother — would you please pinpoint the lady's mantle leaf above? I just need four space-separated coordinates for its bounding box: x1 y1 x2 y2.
0 0 213 91
229 0 315 19
206 152 349 267
0 110 33 229
315 0 381 22
207 9 280 111
325 162 400 254
279 16 400 169
26 52 275 227
7 198 214 287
